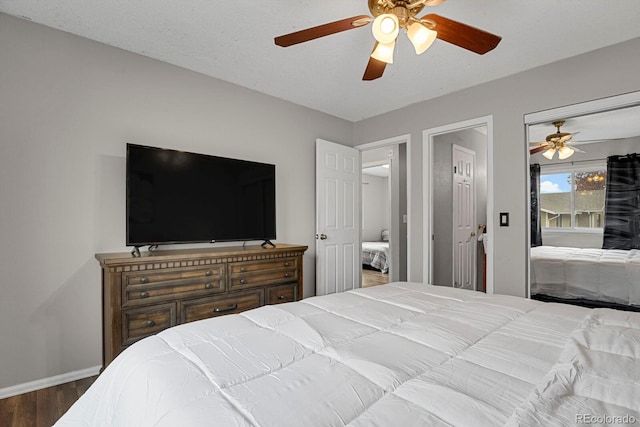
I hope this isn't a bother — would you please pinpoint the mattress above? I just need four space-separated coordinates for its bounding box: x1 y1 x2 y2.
55 283 640 426
362 241 389 273
530 245 640 306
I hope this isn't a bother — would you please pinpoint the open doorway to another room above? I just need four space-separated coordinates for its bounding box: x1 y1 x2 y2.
359 142 408 288
424 117 493 293
362 157 390 287
432 129 487 291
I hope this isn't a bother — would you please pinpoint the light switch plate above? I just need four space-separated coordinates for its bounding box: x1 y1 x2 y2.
500 212 509 227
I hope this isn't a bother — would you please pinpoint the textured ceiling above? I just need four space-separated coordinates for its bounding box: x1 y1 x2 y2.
2 1 640 121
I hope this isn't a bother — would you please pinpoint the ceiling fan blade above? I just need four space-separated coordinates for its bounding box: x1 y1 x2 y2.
530 146 548 155
363 42 387 81
572 146 587 154
423 0 448 5
529 141 547 146
275 15 371 47
557 132 579 143
421 14 501 54
362 58 387 81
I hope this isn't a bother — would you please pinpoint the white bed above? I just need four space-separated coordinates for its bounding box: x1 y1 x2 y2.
530 245 640 307
362 241 389 273
55 283 640 426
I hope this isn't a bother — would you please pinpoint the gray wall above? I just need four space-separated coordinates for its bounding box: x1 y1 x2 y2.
0 14 352 390
362 174 390 241
353 36 640 297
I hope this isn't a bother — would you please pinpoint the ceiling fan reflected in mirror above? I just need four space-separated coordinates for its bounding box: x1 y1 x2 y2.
529 120 587 160
274 0 502 81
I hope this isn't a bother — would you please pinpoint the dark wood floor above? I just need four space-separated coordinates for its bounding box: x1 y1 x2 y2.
0 376 97 427
362 267 389 288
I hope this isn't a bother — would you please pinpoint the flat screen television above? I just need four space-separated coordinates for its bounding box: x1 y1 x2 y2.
126 144 276 248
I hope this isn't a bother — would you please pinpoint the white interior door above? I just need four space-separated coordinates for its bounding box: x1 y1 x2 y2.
452 145 477 290
316 139 360 296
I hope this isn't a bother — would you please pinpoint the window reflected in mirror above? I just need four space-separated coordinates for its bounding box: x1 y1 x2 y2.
539 168 606 230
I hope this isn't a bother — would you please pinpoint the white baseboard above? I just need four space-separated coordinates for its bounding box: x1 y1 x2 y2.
0 365 102 400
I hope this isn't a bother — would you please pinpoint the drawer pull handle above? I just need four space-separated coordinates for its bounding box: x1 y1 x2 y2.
205 270 213 276
213 304 238 313
205 283 213 289
240 267 246 272
284 262 290 267
284 273 290 278
140 291 149 298
140 276 149 284
240 279 247 284
278 295 286 300
146 320 155 327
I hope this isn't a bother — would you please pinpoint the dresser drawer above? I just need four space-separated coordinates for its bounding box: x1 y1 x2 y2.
123 267 225 307
229 258 298 290
229 257 297 274
124 266 224 285
180 291 263 323
266 283 297 304
122 303 176 346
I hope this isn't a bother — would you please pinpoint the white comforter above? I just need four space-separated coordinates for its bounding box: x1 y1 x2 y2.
530 245 640 306
55 283 640 426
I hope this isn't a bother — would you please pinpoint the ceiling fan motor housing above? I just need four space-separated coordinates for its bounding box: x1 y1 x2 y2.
546 120 571 142
369 0 426 20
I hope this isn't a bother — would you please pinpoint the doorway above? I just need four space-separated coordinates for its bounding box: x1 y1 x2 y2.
361 150 391 287
424 116 494 293
357 135 410 287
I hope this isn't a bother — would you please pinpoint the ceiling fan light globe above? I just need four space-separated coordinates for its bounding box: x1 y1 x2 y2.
407 22 437 54
371 40 396 64
558 146 575 160
372 14 399 44
542 148 556 160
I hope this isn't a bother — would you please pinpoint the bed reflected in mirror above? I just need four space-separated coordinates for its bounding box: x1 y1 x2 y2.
526 98 640 311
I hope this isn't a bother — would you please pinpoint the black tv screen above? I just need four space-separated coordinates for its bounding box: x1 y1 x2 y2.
126 144 276 246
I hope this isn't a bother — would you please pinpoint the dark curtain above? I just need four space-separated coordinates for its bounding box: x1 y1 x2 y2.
602 154 640 249
530 163 542 247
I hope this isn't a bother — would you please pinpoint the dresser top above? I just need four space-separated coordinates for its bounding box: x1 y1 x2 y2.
96 243 308 266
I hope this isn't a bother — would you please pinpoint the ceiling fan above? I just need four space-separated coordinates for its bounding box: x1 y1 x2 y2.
274 0 502 81
529 120 587 160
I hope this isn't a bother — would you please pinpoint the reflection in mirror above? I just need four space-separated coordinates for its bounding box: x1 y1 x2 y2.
527 103 640 311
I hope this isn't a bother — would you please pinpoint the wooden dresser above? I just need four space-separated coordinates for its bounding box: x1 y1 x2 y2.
96 243 307 367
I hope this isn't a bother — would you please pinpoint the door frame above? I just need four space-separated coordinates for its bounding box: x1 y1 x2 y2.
356 134 412 282
423 116 494 294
